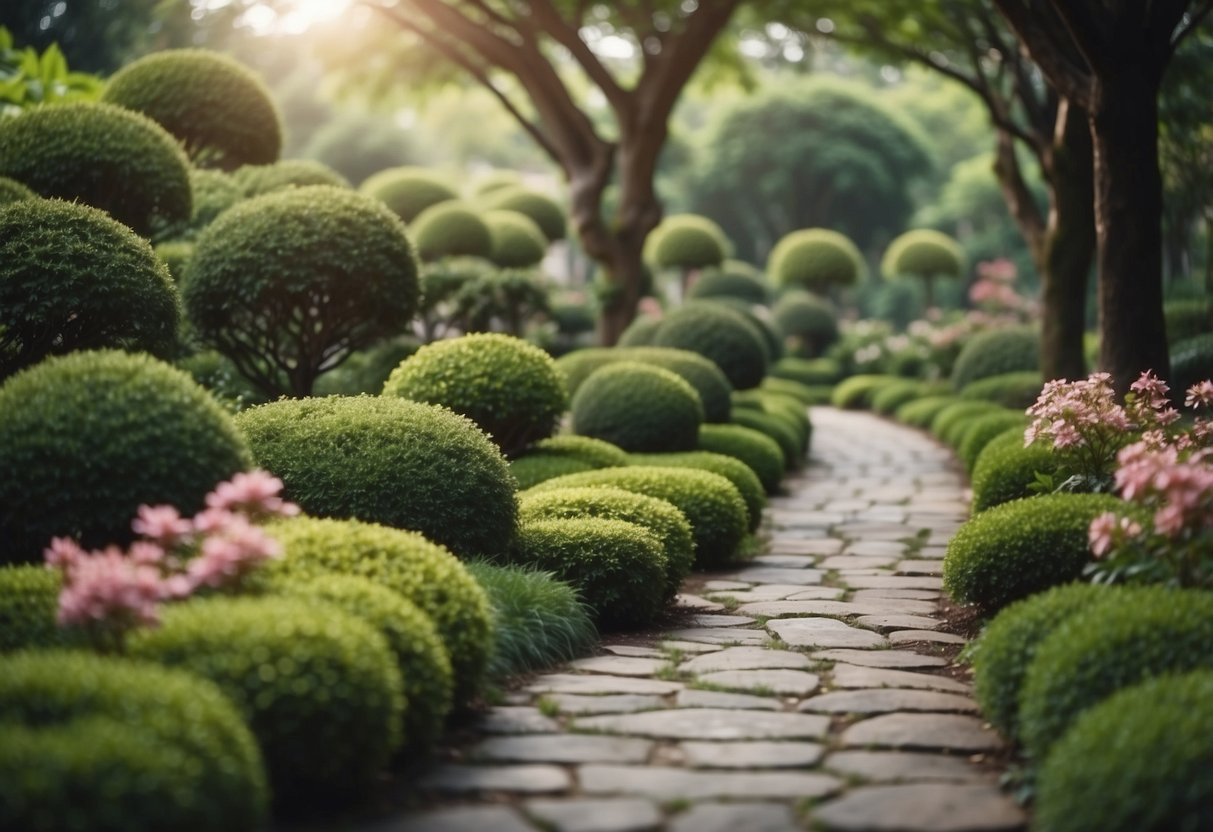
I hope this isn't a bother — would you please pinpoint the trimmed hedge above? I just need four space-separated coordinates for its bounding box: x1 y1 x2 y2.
617 315 662 347
571 362 703 453
650 214 728 270
1165 298 1212 345
0 566 81 653
410 201 493 262
950 327 1040 390
881 229 964 280
509 454 595 490
970 426 1062 513
687 260 771 305
894 395 959 429
0 175 36 205
957 411 1028 473
484 209 548 268
509 436 630 490
0 350 250 563
870 379 931 415
767 228 864 292
769 356 842 387
698 423 786 494
555 348 618 395
629 451 765 532
230 159 350 197
652 302 769 390
760 376 818 406
616 346 734 424
772 290 839 357
731 406 802 468
236 396 518 561
957 371 1043 409
360 167 458 224
930 401 1011 447
480 186 566 242
831 374 897 410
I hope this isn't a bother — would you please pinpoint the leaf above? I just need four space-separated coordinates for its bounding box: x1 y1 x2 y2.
41 43 68 83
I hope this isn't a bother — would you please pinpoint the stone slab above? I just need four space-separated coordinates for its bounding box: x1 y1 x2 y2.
679 646 811 674
418 764 571 794
718 567 825 585
813 783 1025 831
697 668 820 696
666 802 800 832
751 554 820 568
574 708 829 740
888 630 967 646
544 694 665 716
843 575 945 590
819 555 898 570
526 674 683 696
823 750 988 784
831 664 969 693
674 593 725 612
895 559 945 576
856 614 942 632
841 714 1003 752
702 580 752 591
799 688 978 714
766 538 844 556
740 599 936 618
579 764 840 801
389 806 537 832
811 649 948 669
472 734 653 765
706 585 842 603
851 589 940 602
682 613 758 628
767 617 888 649
569 656 669 676
659 639 724 654
524 798 661 832
479 707 560 734
661 627 769 646
845 540 911 556
679 740 825 769
674 688 781 710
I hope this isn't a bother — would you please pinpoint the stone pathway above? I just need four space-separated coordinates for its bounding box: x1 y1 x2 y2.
364 408 1026 832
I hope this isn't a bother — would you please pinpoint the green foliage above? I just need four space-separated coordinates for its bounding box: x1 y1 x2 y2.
930 401 1010 447
230 159 350 197
760 376 819 406
162 168 243 242
509 435 631 489
0 650 267 830
509 454 595 490
0 566 82 653
958 371 1044 409
893 395 959 428
1169 333 1213 396
555 348 620 394
950 326 1040 390
0 101 190 237
383 333 567 457
509 517 667 630
360 166 458 224
1019 587 1213 761
870 380 931 415
236 396 517 562
184 185 419 398
769 356 842 387
480 185 566 242
0 199 180 379
768 228 865 292
882 229 965 280
697 423 786 494
558 346 733 423
649 213 728 270
264 516 492 705
411 201 493 262
154 239 194 284
830 374 898 410
571 361 704 453
652 301 769 390
102 49 282 170
618 314 663 346
943 493 1125 612
301 113 418 186
0 28 102 114
1164 298 1212 345
731 406 802 468
1034 670 1213 832
970 426 1062 513
0 175 36 205
484 209 548 268
687 260 771 305
131 595 404 804
313 335 422 396
526 466 749 568
464 560 597 679
957 411 1029 473
629 451 765 532
174 350 265 413
772 290 840 357
0 350 250 563
446 266 551 337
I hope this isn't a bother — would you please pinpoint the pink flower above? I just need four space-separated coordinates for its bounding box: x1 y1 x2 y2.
1185 380 1213 409
206 471 300 519
131 504 193 546
55 546 164 628
1088 512 1119 558
185 515 282 590
44 536 86 569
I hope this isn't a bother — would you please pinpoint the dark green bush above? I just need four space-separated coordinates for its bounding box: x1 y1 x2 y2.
1164 298 1212 346
571 362 704 453
0 567 83 653
772 290 839 357
1019 587 1213 761
957 411 1029 473
0 350 250 563
555 348 618 394
1170 333 1213 396
509 518 667 629
650 214 728 270
760 376 818 406
230 159 350 197
480 186 566 241
0 650 266 830
175 350 265 412
236 396 517 561
687 260 771 305
930 401 1010 447
0 175 36 205
769 356 842 386
102 49 281 169
717 299 783 363
163 168 242 241
360 166 458 224
734 391 810 457
617 314 663 346
616 347 734 423
484 209 548 268
767 228 864 293
509 435 630 490
652 302 769 390
630 451 765 532
184 185 418 398
970 426 1062 513
0 199 180 379
411 201 493 262
509 454 595 490
264 516 493 704
0 101 191 237
154 239 194 283
894 394 959 428
830 374 898 410
697 423 786 494
731 406 802 468
383 333 567 457
950 326 1040 390
869 379 931 415
1034 670 1213 832
942 493 1125 612
519 486 694 600
958 371 1043 409
131 595 403 804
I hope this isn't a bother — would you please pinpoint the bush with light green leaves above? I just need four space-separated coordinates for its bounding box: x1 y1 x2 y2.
630 451 765 532
957 411 1028 473
687 260 771 305
480 185 566 241
894 395 959 429
0 566 75 653
361 166 458 224
652 302 770 390
230 159 349 197
969 426 1062 513
484 209 549 268
930 400 1011 447
411 201 493 261
697 423 786 494
830 374 896 410
767 227 864 293
0 175 35 205
772 290 839 358
769 356 841 387
881 228 964 307
957 370 1043 409
571 362 703 453
509 435 630 490
649 213 728 270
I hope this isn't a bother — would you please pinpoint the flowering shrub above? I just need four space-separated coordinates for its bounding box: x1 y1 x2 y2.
44 471 298 649
967 258 1035 321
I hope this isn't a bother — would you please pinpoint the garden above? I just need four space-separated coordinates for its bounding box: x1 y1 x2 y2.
1 1 1212 830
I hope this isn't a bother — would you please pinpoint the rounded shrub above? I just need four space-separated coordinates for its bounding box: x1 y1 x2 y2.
0 650 267 830
830 374 897 410
571 362 704 453
0 350 250 563
957 411 1028 473
870 379 931 415
688 260 771 305
383 333 567 457
131 595 404 804
231 159 350 197
519 486 695 600
235 396 517 561
760 377 818 406
722 300 783 363
1170 332 1213 396
555 348 618 394
770 356 842 387
894 394 959 429
772 290 839 357
411 201 493 262
0 199 180 379
731 406 802 468
942 493 1125 611
650 214 728 270
0 175 36 205
509 435 631 490
767 228 864 293
630 451 765 532
882 229 965 281
509 454 595 489
184 185 420 398
950 326 1040 390
526 466 749 567
510 518 667 630
1034 670 1213 832
698 423 786 494
155 239 194 283
168 168 243 240
616 347 734 423
263 516 493 704
484 209 548 268
480 186 566 241
617 314 663 346
930 401 1010 447
102 49 281 169
653 302 769 390
0 566 82 653
1019 586 1213 761
739 392 811 455
0 101 191 237
361 166 458 224
958 371 1043 409
970 426 1063 513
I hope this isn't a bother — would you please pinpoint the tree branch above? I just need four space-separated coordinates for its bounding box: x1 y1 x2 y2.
993 0 1094 107
527 0 631 114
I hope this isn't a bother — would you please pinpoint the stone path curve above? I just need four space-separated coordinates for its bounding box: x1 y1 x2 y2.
364 408 1027 832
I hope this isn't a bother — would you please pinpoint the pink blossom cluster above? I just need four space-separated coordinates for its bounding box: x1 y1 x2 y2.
968 260 1037 321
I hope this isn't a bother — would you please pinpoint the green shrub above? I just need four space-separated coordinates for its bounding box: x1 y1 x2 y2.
970 426 1062 513
0 199 180 379
760 376 817 406
0 350 250 563
0 650 267 830
830 374 898 410
526 466 748 567
383 333 567 457
263 516 493 704
411 201 493 262
769 356 842 386
930 401 1010 447
882 229 965 280
484 209 548 268
1019 587 1213 761
870 379 931 415
131 595 403 804
731 407 802 468
616 347 734 423
509 518 667 630
519 486 695 600
687 260 771 305
184 185 419 398
1034 670 1213 832
649 214 728 270
571 361 704 453
652 302 769 390
958 371 1043 409
950 326 1040 390
236 396 517 561
360 166 458 224
102 49 281 169
969 582 1116 738
464 560 597 679
555 348 618 394
164 168 243 241
0 175 36 205
175 350 265 412
480 186 566 242
300 113 416 186
509 435 630 489
629 451 765 532
894 395 959 428
312 335 422 396
154 239 194 283
270 574 453 756
509 454 595 490
617 314 663 346
1170 332 1213 396
772 290 839 358
1164 298 1212 345
230 159 349 197
698 423 786 494
957 411 1028 473
942 493 1125 612
735 392 811 457
767 228 864 293
0 101 191 237
0 567 84 653
719 299 784 363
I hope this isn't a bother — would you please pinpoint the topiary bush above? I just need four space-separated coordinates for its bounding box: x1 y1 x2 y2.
760 377 818 406
1170 332 1213 396
509 517 667 630
484 209 549 268
616 314 662 346
957 411 1029 473
131 595 403 805
719 299 784 363
230 159 350 197
649 214 728 270
509 435 631 490
0 650 267 830
942 493 1126 612
382 333 567 457
509 454 595 490
958 371 1044 409
881 229 965 307
767 228 864 293
1034 670 1213 832
616 346 734 423
769 356 842 387
730 406 802 468
184 185 419 398
361 166 459 224
830 374 898 410
480 186 566 242
629 451 765 532
555 348 618 394
102 49 281 170
0 101 191 237
772 290 840 358
970 426 1063 512
930 400 1011 447
697 423 786 494
0 566 83 653
894 394 959 429
1019 586 1213 762
163 168 243 241
687 260 771 305
0 175 36 205
0 350 250 563
653 302 769 390
571 362 704 453
154 239 194 283
870 379 931 415
410 201 493 262
0 199 180 379
236 396 517 561
950 326 1040 390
